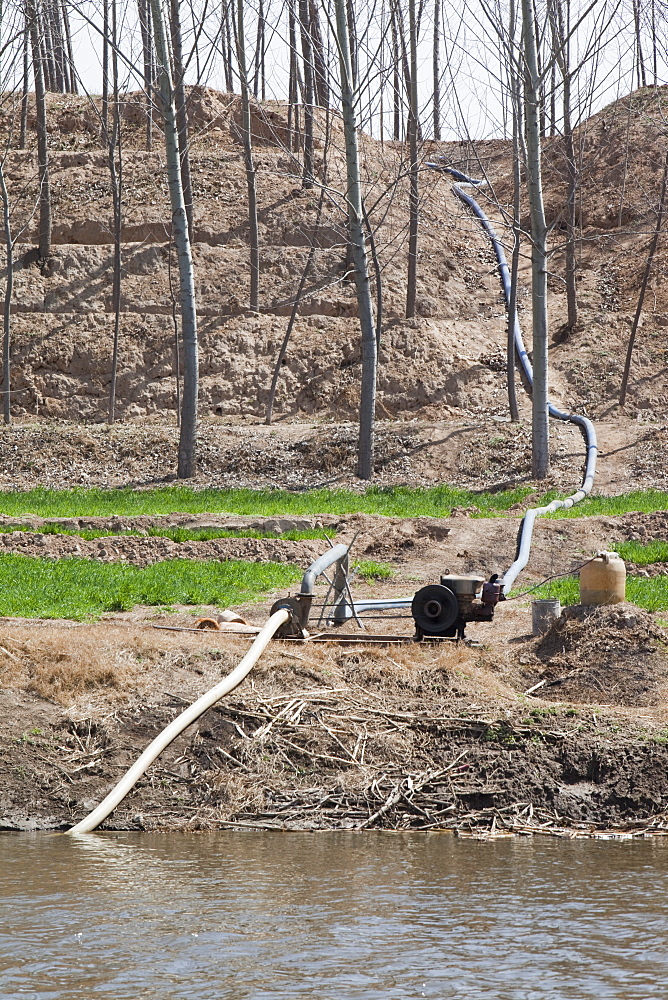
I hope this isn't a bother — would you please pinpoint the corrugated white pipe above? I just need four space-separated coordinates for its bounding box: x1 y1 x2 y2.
67 607 291 834
426 164 597 594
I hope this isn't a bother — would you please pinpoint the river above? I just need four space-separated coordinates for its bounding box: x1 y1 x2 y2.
1 832 667 999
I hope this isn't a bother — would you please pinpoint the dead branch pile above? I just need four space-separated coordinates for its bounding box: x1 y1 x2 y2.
139 679 667 837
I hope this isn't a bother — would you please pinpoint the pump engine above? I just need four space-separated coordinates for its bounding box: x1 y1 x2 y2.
411 574 502 640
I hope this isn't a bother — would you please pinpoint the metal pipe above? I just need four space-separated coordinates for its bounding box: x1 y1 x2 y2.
299 543 350 596
426 164 597 594
332 597 413 623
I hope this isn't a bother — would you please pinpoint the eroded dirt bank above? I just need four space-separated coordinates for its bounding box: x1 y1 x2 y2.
2 598 668 837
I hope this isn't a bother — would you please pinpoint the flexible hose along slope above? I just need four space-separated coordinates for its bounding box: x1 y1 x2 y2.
449 177 597 593
68 608 290 834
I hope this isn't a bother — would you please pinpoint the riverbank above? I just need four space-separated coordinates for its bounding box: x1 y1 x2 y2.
2 593 668 836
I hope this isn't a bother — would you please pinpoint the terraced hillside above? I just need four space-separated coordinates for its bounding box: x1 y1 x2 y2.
0 85 666 439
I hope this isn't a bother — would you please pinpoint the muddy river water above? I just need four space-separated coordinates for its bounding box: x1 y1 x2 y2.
2 832 668 999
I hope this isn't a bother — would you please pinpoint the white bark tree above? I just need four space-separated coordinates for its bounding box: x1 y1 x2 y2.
521 0 550 478
149 0 199 477
332 0 377 479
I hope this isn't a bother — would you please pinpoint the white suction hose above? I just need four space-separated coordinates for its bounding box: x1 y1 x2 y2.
67 607 290 834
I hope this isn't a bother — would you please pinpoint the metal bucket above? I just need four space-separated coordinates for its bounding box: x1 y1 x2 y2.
532 598 561 636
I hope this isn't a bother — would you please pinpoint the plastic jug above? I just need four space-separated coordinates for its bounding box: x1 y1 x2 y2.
579 551 626 606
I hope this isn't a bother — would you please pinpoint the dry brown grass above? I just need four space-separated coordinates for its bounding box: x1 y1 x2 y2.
0 625 224 706
0 631 149 704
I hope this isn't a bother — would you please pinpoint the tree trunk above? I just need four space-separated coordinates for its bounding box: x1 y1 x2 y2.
40 5 58 91
551 0 578 334
19 23 29 149
170 0 194 240
507 0 521 423
432 0 440 140
168 238 182 426
651 0 658 85
48 0 67 92
253 0 264 100
149 0 199 478
562 83 578 333
308 0 329 108
138 0 154 150
107 0 123 425
362 198 383 350
522 0 549 479
222 0 235 92
27 0 52 261
619 151 668 407
61 0 77 93
532 0 546 137
298 0 315 188
333 0 376 479
0 163 13 425
391 4 401 140
235 0 260 311
287 0 300 151
405 0 419 319
102 0 109 134
633 0 646 88
345 0 358 89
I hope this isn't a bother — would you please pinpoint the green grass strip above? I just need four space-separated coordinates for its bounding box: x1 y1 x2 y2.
0 485 665 521
354 560 394 581
531 575 668 613
546 489 668 519
0 554 301 620
0 484 535 520
614 540 668 565
0 523 327 543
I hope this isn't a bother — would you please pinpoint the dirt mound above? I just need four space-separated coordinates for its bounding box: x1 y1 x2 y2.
531 603 668 706
0 530 320 569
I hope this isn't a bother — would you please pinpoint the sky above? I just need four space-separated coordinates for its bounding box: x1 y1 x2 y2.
3 0 665 141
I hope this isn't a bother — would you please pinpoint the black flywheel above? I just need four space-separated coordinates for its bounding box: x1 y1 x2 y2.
411 584 459 637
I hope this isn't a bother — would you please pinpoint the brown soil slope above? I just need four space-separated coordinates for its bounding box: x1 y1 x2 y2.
0 86 666 432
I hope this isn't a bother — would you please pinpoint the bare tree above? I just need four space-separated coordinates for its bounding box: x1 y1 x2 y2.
26 0 51 262
308 0 330 107
235 0 260 311
150 0 199 477
548 0 578 335
253 0 266 99
0 160 13 426
298 0 315 188
433 0 441 139
332 0 377 479
170 0 194 239
106 0 123 425
522 0 550 478
221 0 235 91
405 0 419 318
19 21 29 149
138 0 154 150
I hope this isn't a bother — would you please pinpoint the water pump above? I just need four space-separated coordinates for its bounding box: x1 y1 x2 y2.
411 574 502 640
